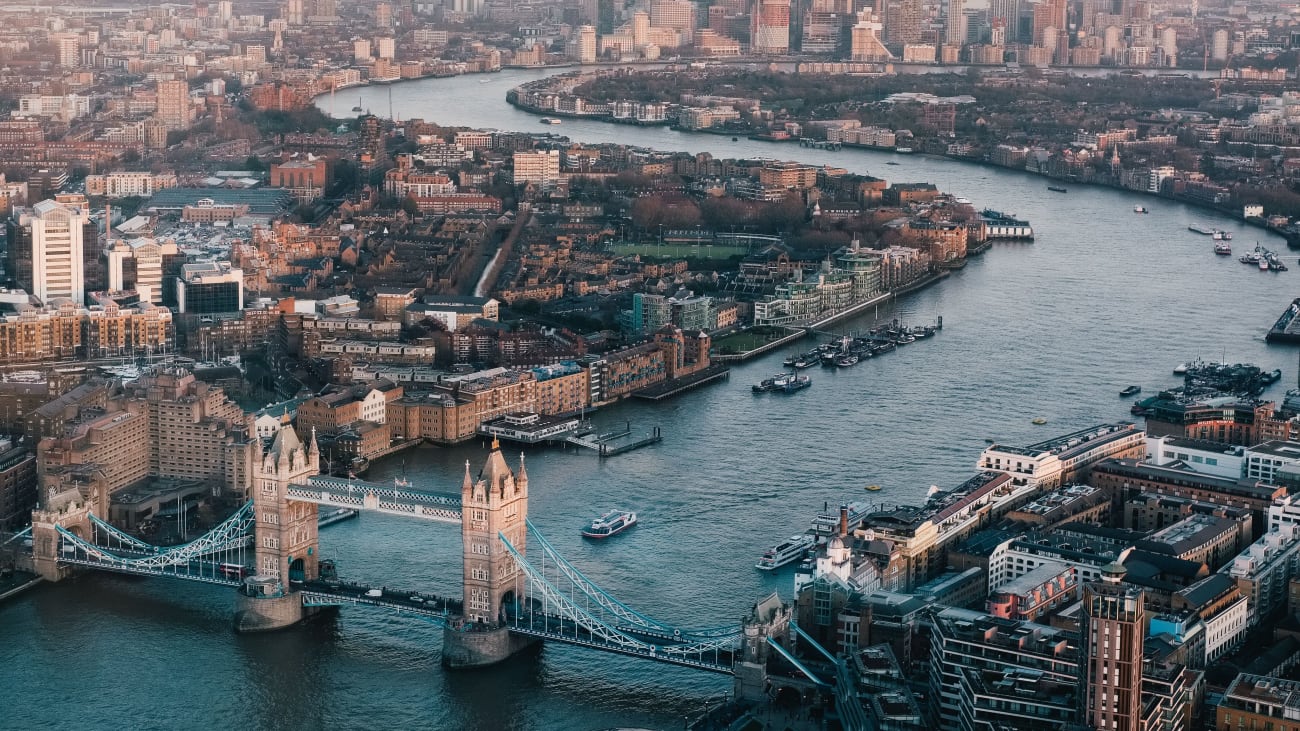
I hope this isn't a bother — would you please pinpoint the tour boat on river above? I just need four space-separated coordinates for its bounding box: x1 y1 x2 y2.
581 509 637 539
756 535 816 570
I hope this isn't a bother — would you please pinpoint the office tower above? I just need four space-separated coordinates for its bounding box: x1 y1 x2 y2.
989 0 1020 42
884 0 923 47
574 25 597 62
13 196 90 304
1081 563 1145 731
751 0 792 53
945 0 966 46
651 0 697 45
632 11 650 46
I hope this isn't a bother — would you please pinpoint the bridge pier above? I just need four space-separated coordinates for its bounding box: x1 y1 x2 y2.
233 580 309 632
441 625 539 669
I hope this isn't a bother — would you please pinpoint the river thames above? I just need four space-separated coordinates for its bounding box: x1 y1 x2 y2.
3 68 1298 730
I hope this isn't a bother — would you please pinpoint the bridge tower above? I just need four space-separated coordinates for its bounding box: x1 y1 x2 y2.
234 423 320 632
443 438 538 668
734 593 791 701
29 489 96 582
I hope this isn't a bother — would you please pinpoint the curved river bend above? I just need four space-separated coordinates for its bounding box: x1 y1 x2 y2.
2 69 1295 731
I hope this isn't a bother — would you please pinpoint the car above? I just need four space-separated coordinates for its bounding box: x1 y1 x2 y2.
365 588 382 598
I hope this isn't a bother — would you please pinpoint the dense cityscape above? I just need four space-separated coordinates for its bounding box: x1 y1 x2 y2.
8 0 1300 730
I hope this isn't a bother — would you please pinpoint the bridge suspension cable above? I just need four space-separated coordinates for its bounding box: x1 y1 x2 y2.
501 530 738 670
524 518 741 641
56 501 255 582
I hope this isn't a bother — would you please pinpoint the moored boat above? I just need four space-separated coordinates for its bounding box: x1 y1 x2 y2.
1189 223 1214 235
1214 241 1232 255
780 375 812 393
539 117 562 125
1173 363 1189 375
835 354 859 367
1119 385 1141 397
581 509 638 539
756 534 817 570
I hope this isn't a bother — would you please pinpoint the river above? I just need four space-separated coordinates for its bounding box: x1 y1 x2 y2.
3 68 1296 731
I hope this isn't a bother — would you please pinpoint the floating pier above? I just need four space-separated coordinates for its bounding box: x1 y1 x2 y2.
565 422 663 458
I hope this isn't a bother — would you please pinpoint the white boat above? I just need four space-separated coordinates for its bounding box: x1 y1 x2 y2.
1173 363 1188 375
581 509 637 539
539 117 562 125
1134 205 1148 213
756 534 816 570
809 501 872 535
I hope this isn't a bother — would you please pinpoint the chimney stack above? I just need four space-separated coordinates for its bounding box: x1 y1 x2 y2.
839 504 849 537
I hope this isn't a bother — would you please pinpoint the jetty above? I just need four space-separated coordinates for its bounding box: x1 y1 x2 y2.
565 422 663 457
1266 298 1300 344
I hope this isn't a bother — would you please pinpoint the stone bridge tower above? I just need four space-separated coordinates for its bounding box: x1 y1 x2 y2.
29 488 96 582
459 438 528 624
235 423 320 632
443 439 537 668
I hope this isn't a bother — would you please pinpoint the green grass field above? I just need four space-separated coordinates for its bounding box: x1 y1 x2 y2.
610 243 749 259
712 327 797 354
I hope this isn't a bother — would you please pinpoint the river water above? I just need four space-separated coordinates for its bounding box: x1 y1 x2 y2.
3 69 1297 731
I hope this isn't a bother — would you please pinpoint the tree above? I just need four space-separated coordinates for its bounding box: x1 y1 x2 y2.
244 155 265 172
401 196 421 217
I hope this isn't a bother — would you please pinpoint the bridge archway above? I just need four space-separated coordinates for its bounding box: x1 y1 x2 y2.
500 589 520 623
288 558 305 584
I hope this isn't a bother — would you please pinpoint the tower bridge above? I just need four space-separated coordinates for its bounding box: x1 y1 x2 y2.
24 424 812 696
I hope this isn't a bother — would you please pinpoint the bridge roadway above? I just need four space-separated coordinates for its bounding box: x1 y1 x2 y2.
508 611 737 674
288 476 462 524
299 580 464 620
299 582 737 673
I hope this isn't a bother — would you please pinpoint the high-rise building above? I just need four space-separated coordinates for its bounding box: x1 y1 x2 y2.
155 79 193 131
884 0 924 48
284 0 304 25
574 25 597 62
751 0 792 53
49 33 80 68
14 196 91 304
632 11 650 47
651 0 697 45
375 1 392 26
1081 562 1145 731
988 0 1020 42
945 0 967 46
376 36 396 60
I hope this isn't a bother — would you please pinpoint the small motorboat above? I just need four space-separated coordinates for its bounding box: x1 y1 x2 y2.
1047 186 1067 193
865 484 882 492
1173 363 1189 375
1032 417 1047 425
1119 385 1141 397
1134 205 1148 213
